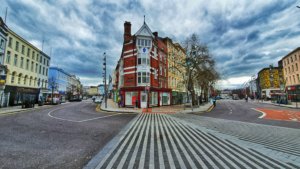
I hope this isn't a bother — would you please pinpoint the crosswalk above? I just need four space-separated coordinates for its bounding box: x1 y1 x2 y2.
94 113 299 169
175 113 300 157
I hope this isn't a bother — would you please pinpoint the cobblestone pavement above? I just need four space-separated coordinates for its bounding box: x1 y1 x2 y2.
87 113 300 169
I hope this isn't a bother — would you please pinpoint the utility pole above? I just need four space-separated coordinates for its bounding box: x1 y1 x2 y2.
103 52 107 108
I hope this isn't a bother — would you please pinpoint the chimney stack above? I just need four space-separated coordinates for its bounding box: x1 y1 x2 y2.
153 32 158 38
124 21 131 42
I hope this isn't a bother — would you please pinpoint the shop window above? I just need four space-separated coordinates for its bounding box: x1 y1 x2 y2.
125 92 138 106
150 92 158 105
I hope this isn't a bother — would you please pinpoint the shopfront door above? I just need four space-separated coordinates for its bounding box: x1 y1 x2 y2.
140 92 147 108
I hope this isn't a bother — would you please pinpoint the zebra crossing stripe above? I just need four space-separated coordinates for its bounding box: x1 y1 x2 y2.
137 113 152 168
91 113 299 169
115 114 147 169
160 115 191 169
155 113 166 169
162 115 199 168
157 114 177 168
96 114 145 169
166 117 210 169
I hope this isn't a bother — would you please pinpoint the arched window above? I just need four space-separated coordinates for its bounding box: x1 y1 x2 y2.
11 72 16 84
38 78 41 87
41 79 44 88
24 75 28 85
34 78 37 86
29 76 33 86
18 73 22 84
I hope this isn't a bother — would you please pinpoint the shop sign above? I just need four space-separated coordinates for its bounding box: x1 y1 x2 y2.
163 92 169 96
0 79 5 85
287 86 296 91
0 75 6 85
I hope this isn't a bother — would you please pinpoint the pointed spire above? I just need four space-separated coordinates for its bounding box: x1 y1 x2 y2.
144 15 145 24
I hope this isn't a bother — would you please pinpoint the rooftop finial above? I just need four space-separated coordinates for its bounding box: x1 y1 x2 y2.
144 15 145 24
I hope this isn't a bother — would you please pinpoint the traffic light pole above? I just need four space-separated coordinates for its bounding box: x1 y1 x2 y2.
103 52 107 108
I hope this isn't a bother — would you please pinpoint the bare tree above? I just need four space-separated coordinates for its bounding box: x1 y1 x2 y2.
48 76 58 104
169 34 219 106
167 34 219 106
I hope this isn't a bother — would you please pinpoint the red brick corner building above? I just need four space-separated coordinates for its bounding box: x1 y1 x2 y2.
114 21 171 108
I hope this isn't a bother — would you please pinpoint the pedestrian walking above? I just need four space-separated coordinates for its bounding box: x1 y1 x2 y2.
135 99 139 108
117 97 121 108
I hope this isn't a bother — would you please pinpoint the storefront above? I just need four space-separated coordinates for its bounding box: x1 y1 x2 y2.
5 85 39 106
286 85 300 102
171 91 186 105
120 87 171 108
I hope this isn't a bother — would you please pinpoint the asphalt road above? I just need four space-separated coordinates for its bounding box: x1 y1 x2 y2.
199 99 300 129
0 100 136 169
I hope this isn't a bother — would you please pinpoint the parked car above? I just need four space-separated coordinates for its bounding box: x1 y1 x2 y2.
69 98 82 102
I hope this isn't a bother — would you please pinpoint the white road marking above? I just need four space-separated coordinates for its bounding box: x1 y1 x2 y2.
47 107 121 122
251 108 266 118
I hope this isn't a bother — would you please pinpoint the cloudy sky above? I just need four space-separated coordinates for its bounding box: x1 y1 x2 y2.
1 0 300 88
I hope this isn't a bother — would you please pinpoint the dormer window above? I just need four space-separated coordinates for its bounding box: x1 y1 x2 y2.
137 39 151 47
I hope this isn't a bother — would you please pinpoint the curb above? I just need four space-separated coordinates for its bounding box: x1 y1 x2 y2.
97 104 141 114
206 104 215 112
258 102 300 109
100 107 140 114
177 104 214 114
0 104 64 116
